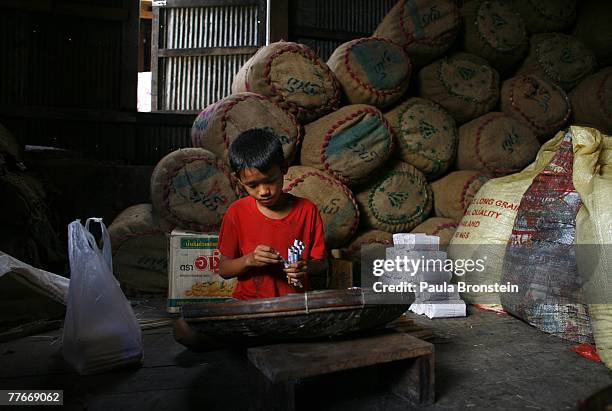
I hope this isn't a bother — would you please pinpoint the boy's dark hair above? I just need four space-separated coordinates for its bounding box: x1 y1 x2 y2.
228 129 285 175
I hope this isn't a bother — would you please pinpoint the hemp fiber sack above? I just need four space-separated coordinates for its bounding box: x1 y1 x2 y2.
457 112 540 177
411 217 458 246
418 53 500 125
327 37 411 109
574 127 612 367
501 74 572 141
355 160 432 233
191 92 301 165
347 229 394 259
373 0 461 68
301 104 395 187
0 122 23 168
231 41 341 123
509 0 577 33
385 97 457 180
460 0 528 73
517 33 597 92
283 166 359 249
570 68 612 135
109 204 173 296
432 170 490 222
150 148 241 232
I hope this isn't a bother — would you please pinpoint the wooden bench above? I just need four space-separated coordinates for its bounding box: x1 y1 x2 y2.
247 332 435 410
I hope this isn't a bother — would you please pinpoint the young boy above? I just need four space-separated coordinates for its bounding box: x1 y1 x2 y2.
219 128 327 299
174 129 327 348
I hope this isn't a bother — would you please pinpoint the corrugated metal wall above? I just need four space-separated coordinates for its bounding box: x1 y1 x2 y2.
290 0 397 60
153 3 264 112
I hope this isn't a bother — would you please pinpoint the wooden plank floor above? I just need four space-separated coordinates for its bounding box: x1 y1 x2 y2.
0 306 611 410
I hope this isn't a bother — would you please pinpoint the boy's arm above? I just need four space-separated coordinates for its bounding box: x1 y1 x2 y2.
219 245 282 279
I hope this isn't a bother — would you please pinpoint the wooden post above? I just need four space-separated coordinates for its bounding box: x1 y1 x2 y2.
268 0 288 42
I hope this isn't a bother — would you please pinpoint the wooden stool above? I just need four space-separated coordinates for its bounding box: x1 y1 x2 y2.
247 332 435 410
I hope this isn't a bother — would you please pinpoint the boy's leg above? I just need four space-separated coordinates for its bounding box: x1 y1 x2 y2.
173 317 225 352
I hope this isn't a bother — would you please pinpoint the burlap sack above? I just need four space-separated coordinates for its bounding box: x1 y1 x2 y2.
373 0 461 68
346 229 394 257
509 0 577 33
573 0 612 66
0 123 22 167
231 41 341 123
417 53 500 124
574 127 612 367
411 217 457 246
355 160 432 233
150 148 240 232
457 112 540 177
460 0 528 73
301 104 395 186
501 74 572 141
109 204 171 296
191 92 301 165
385 97 457 179
517 33 597 92
327 37 411 108
432 170 490 222
569 68 612 135
283 166 359 249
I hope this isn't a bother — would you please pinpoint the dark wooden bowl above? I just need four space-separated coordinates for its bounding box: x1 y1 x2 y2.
181 288 410 341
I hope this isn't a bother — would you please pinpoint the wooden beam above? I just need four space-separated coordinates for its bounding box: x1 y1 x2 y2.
269 0 289 42
120 0 140 111
290 27 369 42
157 46 259 57
153 0 259 7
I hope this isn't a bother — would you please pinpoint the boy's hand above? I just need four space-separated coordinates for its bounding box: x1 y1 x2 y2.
245 245 282 267
284 260 307 288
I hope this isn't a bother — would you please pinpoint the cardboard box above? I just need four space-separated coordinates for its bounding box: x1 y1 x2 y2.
167 229 236 313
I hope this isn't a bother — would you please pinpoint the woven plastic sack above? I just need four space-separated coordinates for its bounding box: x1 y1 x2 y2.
301 104 395 186
385 97 457 180
327 37 411 108
373 0 461 68
417 53 500 124
574 127 612 367
456 112 540 177
283 166 359 249
509 0 577 33
63 218 143 375
517 33 597 92
569 68 612 135
501 73 572 141
460 0 528 73
231 41 341 123
355 160 432 233
191 92 301 165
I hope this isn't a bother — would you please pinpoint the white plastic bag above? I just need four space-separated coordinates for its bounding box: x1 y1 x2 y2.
62 218 143 374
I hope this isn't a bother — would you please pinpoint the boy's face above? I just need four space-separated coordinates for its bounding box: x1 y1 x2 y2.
238 165 285 208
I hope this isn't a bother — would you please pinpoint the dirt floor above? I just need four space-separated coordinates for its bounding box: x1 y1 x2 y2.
1 305 610 410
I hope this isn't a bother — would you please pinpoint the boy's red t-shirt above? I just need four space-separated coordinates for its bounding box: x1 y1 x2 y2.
218 195 326 300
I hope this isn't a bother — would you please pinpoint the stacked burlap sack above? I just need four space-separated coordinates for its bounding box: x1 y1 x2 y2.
112 1 612 357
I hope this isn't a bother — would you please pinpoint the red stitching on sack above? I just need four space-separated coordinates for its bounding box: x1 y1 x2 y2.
474 113 521 176
432 222 458 236
319 107 396 185
459 172 486 211
217 93 303 162
284 171 360 240
262 43 341 118
507 75 571 134
161 154 241 232
341 37 412 98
